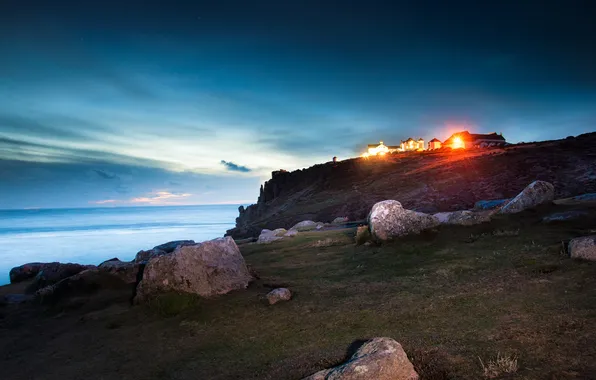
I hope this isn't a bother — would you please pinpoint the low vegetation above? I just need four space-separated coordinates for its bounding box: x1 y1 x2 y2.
1 203 596 379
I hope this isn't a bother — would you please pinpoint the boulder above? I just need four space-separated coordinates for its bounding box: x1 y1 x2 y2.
267 288 292 305
332 217 349 224
25 263 96 293
433 210 492 226
355 225 371 245
302 337 419 380
542 210 588 223
473 199 510 211
135 248 167 263
290 220 319 232
569 236 596 261
368 200 439 242
315 222 325 230
284 229 299 238
9 262 45 284
500 180 555 214
98 259 142 284
153 240 195 253
257 229 284 244
134 237 252 302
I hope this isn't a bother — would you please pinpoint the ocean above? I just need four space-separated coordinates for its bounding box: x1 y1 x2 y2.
0 205 241 285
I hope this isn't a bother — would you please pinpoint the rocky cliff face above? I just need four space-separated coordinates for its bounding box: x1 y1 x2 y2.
227 133 596 238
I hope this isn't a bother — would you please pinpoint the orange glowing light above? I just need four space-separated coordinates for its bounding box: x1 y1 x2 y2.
452 136 465 149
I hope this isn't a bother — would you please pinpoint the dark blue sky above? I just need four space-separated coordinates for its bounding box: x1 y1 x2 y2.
1 0 595 208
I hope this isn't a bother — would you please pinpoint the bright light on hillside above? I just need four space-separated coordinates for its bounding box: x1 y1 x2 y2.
452 136 465 149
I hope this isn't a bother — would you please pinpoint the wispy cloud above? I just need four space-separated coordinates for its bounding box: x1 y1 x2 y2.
130 191 192 204
93 199 117 204
220 160 251 173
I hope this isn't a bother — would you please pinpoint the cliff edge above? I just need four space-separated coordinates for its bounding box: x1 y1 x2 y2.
227 133 596 238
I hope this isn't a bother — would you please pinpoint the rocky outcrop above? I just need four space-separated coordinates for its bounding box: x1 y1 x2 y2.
284 229 299 237
266 288 292 305
433 210 493 226
134 237 252 302
227 133 596 239
25 263 96 293
368 200 439 242
500 180 555 214
302 337 419 380
9 262 45 284
134 240 196 263
98 258 142 284
569 236 596 261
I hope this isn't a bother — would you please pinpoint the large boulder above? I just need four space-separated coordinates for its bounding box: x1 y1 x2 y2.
9 262 45 284
290 220 319 232
25 263 96 293
98 258 142 284
433 210 493 226
500 180 555 214
267 288 292 305
302 337 419 380
569 236 596 261
134 237 252 302
368 200 439 242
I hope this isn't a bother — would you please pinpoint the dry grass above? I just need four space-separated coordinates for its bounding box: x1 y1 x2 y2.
1 203 596 379
479 352 519 378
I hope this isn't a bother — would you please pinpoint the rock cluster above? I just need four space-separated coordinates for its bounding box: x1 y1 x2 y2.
303 337 419 380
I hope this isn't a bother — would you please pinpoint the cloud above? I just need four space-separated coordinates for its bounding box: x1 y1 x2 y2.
92 169 119 180
130 191 192 205
220 160 251 173
93 199 117 204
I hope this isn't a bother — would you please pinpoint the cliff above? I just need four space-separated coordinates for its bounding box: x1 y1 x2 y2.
227 132 596 238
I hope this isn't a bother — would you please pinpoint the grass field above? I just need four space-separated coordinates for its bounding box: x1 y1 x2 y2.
1 202 596 379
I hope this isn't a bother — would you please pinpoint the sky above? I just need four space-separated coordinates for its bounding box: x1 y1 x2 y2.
1 0 595 209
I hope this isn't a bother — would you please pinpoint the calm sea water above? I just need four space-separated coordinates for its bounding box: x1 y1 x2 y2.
0 205 241 285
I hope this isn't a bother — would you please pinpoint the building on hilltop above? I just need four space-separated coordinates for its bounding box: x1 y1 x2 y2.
428 138 442 150
400 137 424 151
444 131 506 149
366 141 401 156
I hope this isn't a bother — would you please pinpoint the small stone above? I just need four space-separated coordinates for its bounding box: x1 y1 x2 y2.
569 235 596 261
267 288 292 305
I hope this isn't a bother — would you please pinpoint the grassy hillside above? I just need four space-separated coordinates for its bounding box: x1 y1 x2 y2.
2 201 596 379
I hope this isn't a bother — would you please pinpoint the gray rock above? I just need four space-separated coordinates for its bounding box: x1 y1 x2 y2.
266 288 292 305
433 210 493 226
473 199 510 210
302 337 419 380
98 259 142 284
9 262 45 284
500 180 555 214
290 220 318 232
542 210 588 223
153 240 195 253
284 229 299 237
135 248 167 263
332 217 349 224
257 229 284 244
569 236 596 261
26 263 96 293
134 237 252 302
368 200 439 242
